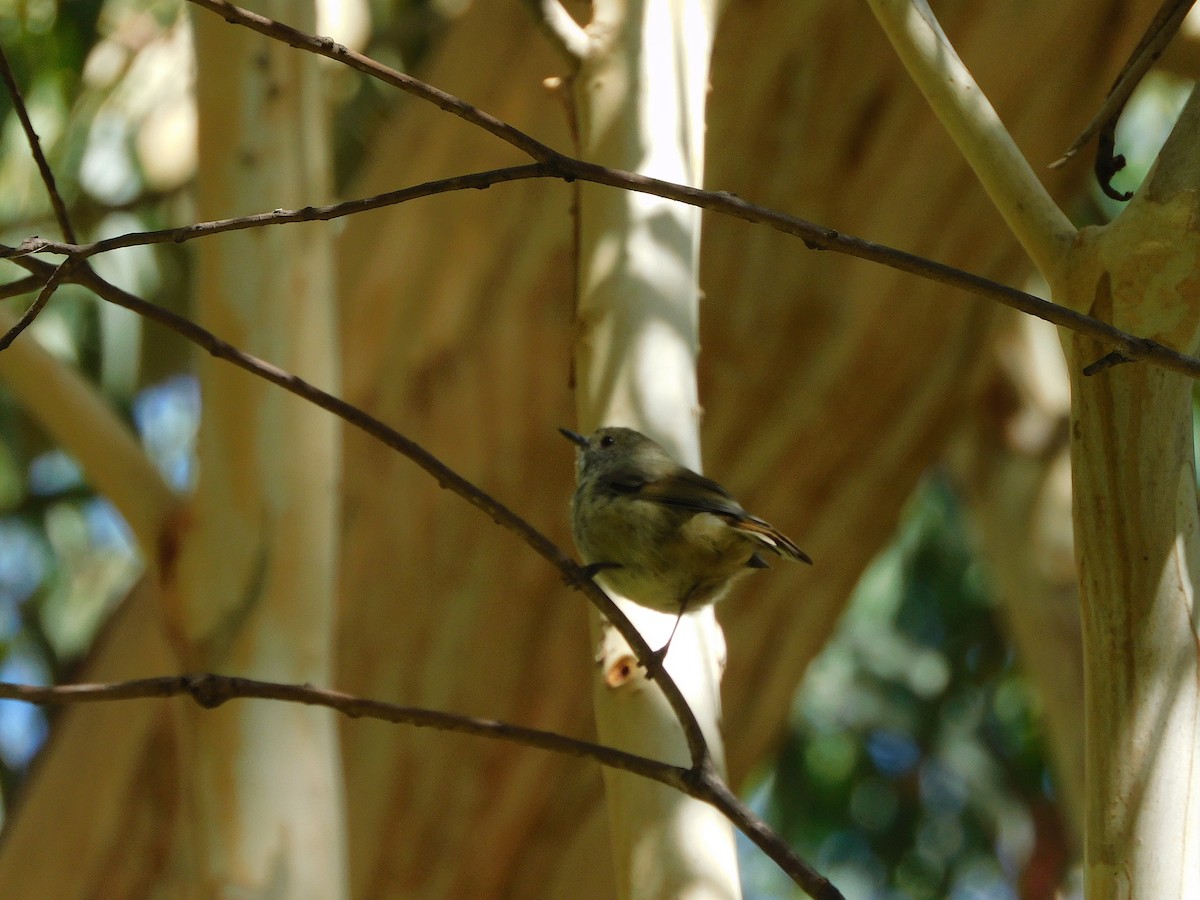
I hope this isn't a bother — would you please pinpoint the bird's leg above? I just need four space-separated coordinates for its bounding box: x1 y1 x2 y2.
644 597 689 679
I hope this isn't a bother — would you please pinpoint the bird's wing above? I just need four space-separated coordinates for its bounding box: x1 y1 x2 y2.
606 467 747 518
603 466 813 564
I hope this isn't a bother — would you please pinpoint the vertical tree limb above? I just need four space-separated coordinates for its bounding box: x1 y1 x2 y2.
567 0 741 895
167 2 347 894
1058 83 1200 898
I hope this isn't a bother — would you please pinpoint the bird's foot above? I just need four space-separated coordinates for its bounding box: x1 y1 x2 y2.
642 643 670 680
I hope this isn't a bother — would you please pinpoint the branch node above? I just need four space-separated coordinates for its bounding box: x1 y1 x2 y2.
185 673 230 709
1 237 45 259
1082 350 1134 376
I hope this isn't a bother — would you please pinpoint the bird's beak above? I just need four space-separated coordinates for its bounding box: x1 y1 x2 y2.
558 427 589 448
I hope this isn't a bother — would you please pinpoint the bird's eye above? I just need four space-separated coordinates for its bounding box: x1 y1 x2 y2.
600 434 616 448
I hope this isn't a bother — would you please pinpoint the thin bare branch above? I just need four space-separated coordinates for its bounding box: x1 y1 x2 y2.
0 98 174 551
1 250 709 764
142 2 1200 381
0 258 78 350
1051 0 1195 175
1 165 552 260
555 161 1200 379
1 253 847 894
0 674 683 782
6 156 1199 381
0 273 45 300
699 774 844 900
185 0 558 162
0 42 77 244
0 673 842 899
0 47 175 554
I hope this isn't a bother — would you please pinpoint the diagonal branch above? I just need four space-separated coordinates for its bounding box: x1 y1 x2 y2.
0 39 82 341
5 160 1200 380
0 257 78 350
865 0 1077 282
186 0 558 161
0 674 682 782
1 254 844 895
699 774 841 898
3 251 710 765
0 674 842 898
165 0 1200 380
0 50 174 557
1 165 552 260
0 43 77 244
1051 0 1195 182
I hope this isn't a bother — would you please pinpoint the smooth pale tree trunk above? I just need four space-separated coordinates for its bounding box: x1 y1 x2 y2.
870 1 1200 894
563 0 738 896
1055 87 1200 896
164 3 346 895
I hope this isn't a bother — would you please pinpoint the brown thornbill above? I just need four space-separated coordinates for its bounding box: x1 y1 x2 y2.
561 426 810 661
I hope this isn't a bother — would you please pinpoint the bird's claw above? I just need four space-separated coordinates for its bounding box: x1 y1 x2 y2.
642 644 669 680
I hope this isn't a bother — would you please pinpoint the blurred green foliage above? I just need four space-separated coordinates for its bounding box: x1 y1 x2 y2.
0 0 458 824
0 0 193 809
742 479 1062 900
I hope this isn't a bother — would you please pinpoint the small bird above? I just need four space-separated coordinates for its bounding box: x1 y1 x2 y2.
561 426 810 657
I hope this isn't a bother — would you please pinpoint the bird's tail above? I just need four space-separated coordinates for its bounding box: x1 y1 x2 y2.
735 516 813 565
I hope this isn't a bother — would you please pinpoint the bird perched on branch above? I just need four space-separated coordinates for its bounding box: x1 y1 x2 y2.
561 426 810 659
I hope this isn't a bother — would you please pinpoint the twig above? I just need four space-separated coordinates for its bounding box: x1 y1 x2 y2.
0 40 81 339
0 674 681 781
3 254 843 890
0 674 842 899
185 0 558 162
699 774 844 900
1082 349 1135 376
1 250 710 767
554 161 1200 379
0 43 77 244
6 158 1200 381
0 51 174 549
157 1 1200 381
0 47 173 549
0 165 552 261
0 258 78 350
0 273 46 300
1050 0 1194 179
